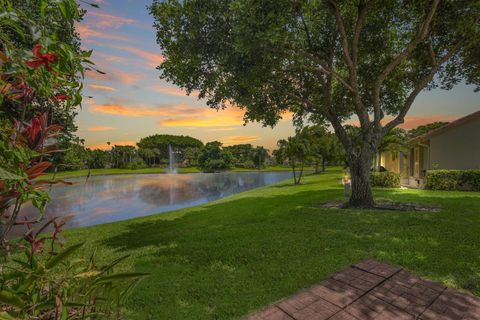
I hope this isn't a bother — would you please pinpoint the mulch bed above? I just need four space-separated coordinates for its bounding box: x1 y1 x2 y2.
317 201 441 212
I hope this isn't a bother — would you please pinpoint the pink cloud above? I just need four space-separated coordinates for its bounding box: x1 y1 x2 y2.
153 85 200 97
85 11 137 29
116 46 163 68
90 103 206 117
76 24 129 42
87 84 117 92
93 51 127 64
85 68 144 85
93 43 163 68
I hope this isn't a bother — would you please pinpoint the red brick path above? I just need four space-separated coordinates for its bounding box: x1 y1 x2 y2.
247 260 480 320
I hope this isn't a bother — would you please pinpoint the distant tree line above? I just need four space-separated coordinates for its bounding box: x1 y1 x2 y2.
54 121 448 174
53 134 273 172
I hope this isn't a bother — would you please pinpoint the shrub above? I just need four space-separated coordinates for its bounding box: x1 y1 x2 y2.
124 157 147 170
1 217 149 319
425 170 480 191
202 159 231 172
370 171 401 188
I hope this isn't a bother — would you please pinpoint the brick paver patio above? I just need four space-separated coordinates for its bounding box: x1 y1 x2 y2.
247 260 480 320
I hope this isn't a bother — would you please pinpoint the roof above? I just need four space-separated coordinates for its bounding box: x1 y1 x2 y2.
410 110 480 143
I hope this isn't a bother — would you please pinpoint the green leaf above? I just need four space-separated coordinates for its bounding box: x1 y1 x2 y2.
0 312 17 320
95 272 150 284
45 243 84 269
100 255 130 274
40 0 47 18
0 290 25 308
0 167 24 180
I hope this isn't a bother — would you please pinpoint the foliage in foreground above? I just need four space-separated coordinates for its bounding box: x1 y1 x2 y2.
425 170 480 191
1 1 148 318
0 218 148 319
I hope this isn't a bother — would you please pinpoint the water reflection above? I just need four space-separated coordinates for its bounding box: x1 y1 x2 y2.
18 172 291 229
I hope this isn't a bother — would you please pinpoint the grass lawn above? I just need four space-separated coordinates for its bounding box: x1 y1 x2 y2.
65 167 480 319
41 165 307 180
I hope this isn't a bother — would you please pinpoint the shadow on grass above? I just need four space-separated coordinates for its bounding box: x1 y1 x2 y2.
96 183 480 319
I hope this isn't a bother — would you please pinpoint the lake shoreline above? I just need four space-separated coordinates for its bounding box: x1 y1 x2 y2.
40 166 313 181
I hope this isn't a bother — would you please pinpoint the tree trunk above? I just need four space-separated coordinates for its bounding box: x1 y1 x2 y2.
314 161 320 174
297 162 304 184
322 158 326 172
292 162 298 184
348 149 375 208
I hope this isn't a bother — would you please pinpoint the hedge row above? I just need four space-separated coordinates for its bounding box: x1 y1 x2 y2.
425 170 480 191
370 172 401 188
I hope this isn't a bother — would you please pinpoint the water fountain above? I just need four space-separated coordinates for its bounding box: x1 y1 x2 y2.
168 145 177 174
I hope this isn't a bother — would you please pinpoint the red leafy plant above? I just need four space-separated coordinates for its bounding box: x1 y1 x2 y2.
1 39 148 319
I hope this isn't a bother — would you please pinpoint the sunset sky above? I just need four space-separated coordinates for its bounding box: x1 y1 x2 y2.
77 0 479 151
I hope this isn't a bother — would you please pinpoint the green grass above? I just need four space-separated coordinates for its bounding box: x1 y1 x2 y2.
65 167 480 319
41 165 304 180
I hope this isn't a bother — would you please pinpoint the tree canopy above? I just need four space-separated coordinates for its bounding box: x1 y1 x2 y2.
197 141 233 172
137 134 204 164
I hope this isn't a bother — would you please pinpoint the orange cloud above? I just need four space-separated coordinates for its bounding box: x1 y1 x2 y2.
346 114 461 130
87 84 117 92
159 108 245 127
159 117 242 127
87 126 114 132
395 114 460 129
114 46 163 68
88 99 248 127
77 25 129 41
90 103 206 117
113 69 144 84
85 12 137 29
94 51 127 64
87 140 136 150
207 127 237 132
154 86 200 97
222 136 259 145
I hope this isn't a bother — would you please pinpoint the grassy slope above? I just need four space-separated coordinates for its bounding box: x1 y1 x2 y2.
41 165 308 180
65 168 480 319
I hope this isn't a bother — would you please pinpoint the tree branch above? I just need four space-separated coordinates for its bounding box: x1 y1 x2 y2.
299 11 314 52
352 0 367 68
326 0 370 128
300 52 356 93
373 0 440 122
383 39 464 134
325 0 353 69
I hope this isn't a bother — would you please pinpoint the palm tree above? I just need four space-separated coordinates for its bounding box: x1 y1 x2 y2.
250 146 268 169
274 136 309 184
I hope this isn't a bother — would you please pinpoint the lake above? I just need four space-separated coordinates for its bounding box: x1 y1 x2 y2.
19 171 292 228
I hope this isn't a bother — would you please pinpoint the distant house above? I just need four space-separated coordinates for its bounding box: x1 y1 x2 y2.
379 110 480 188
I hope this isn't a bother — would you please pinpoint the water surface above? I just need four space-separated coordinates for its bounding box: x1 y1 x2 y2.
19 171 292 228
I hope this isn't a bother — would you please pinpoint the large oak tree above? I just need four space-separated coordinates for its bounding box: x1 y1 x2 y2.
150 0 479 207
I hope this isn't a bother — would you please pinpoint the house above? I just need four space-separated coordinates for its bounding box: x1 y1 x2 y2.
379 110 480 188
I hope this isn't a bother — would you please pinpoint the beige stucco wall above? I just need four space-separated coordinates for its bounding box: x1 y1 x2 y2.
428 117 480 170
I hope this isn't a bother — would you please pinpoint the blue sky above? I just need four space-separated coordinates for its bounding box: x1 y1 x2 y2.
77 0 479 150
